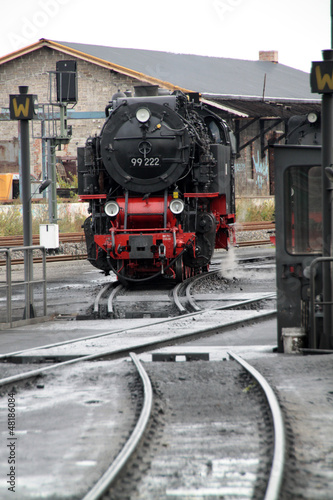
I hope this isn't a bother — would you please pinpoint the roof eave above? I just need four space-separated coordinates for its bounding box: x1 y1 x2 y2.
0 38 193 94
202 93 321 104
201 98 249 118
0 39 46 65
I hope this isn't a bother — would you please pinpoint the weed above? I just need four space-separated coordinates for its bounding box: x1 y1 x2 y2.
236 198 275 222
0 203 86 236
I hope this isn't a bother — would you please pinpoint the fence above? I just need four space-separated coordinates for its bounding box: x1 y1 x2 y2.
0 246 47 329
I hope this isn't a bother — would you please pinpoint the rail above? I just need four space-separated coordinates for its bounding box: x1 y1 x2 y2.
82 352 153 500
0 224 274 247
228 351 285 500
0 232 85 247
0 246 47 328
233 221 275 231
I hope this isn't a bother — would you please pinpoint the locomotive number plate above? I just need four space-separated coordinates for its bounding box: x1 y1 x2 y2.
130 157 160 167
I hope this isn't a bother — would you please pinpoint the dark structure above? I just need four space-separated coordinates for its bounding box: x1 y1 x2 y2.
78 87 235 282
273 108 333 351
274 44 333 353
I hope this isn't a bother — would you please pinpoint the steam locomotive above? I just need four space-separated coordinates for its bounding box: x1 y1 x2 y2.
78 86 236 282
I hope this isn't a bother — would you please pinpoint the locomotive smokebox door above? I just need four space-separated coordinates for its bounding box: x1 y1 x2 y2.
273 144 322 352
129 235 154 259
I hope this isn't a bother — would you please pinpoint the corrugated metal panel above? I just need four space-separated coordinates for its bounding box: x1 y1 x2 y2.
54 40 317 100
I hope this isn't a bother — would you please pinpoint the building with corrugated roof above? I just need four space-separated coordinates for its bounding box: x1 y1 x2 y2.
0 38 320 198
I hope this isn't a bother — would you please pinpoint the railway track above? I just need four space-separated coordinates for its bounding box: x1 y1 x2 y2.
0 223 274 266
233 221 275 232
103 352 285 500
89 255 276 319
0 248 275 327
0 294 276 364
0 245 328 500
0 232 85 247
0 344 284 499
0 224 274 247
90 275 275 320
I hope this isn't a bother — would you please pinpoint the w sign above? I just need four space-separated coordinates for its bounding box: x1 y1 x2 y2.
9 94 37 120
311 61 333 94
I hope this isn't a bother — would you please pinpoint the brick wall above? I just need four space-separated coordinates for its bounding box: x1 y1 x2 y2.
235 119 283 197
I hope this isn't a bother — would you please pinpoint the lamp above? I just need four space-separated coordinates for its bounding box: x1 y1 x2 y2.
30 179 52 200
38 178 52 193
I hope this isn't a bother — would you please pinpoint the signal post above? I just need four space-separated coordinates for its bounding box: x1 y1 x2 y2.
9 86 38 318
311 50 333 348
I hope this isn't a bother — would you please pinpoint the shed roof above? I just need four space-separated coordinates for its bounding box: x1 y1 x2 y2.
57 40 315 98
0 39 320 118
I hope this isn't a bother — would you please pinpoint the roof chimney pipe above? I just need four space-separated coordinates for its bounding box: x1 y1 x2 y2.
259 51 278 63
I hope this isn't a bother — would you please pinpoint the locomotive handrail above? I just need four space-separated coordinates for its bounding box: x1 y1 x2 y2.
109 227 183 233
183 192 219 197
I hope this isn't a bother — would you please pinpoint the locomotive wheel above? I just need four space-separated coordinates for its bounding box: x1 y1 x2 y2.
175 256 184 283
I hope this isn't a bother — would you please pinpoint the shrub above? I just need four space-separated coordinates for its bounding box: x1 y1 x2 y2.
236 198 275 222
0 204 86 236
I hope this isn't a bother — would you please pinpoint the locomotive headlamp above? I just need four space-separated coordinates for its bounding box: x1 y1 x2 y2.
170 198 185 215
136 107 151 123
105 200 120 217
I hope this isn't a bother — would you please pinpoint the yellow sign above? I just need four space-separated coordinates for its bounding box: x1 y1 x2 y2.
311 61 333 94
9 94 36 120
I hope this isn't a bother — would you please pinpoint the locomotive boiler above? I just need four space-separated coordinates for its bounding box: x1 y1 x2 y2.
78 86 236 282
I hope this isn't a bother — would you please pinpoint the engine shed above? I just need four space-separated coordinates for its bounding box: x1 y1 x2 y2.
0 39 320 202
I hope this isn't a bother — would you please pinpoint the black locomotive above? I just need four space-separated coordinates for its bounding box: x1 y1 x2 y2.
78 86 236 282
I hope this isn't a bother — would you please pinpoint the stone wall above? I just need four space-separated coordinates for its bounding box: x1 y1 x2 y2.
0 47 144 178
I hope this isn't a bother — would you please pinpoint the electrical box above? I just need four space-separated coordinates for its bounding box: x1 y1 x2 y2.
39 224 59 249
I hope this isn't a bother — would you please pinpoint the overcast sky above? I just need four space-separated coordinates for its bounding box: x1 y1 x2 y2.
0 0 330 73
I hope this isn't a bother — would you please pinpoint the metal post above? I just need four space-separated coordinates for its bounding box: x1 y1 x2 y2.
47 139 57 223
19 86 35 319
60 104 67 137
41 120 47 198
331 0 333 49
321 49 333 349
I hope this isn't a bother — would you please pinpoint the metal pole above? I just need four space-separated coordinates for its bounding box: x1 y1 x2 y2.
19 86 34 318
321 49 333 349
331 0 333 49
41 120 48 199
47 139 57 224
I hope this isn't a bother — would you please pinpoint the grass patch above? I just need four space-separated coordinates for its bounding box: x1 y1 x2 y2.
0 206 23 236
236 198 275 222
0 198 276 235
0 203 86 236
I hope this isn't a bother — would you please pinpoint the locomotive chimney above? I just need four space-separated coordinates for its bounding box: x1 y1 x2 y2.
259 50 278 63
134 85 159 97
